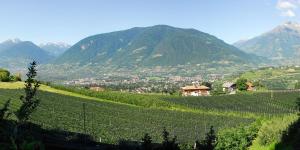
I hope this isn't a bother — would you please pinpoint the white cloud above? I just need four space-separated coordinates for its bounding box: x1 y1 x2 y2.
277 0 297 9
281 9 296 17
276 0 300 17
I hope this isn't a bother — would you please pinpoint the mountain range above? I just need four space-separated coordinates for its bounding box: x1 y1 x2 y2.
234 22 300 61
2 23 300 79
0 39 53 63
0 39 71 73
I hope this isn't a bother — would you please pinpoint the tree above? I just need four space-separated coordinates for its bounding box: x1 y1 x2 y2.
168 88 176 95
236 78 248 91
0 61 42 149
202 82 212 89
211 82 226 96
15 61 40 123
11 73 22 82
0 68 10 82
202 126 217 150
0 99 11 122
141 133 152 150
161 128 180 150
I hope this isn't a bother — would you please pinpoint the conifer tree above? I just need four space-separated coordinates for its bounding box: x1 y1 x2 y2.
15 61 40 123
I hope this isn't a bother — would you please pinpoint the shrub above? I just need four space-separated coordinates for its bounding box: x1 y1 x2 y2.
178 143 194 150
0 69 10 82
216 121 261 150
250 115 298 148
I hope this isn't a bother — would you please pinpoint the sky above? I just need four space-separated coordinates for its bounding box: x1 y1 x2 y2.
0 0 300 45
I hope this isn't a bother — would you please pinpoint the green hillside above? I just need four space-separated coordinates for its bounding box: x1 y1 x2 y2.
234 66 300 90
55 25 261 67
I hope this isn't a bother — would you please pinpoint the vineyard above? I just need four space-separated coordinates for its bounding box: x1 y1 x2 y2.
49 85 299 117
0 89 254 143
164 91 299 115
0 82 299 144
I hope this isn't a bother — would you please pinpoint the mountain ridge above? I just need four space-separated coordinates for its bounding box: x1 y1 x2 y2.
55 25 262 67
234 22 300 61
0 39 53 63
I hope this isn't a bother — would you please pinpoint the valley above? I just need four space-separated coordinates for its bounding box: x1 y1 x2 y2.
1 19 300 149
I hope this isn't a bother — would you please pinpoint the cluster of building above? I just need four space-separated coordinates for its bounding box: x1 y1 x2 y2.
181 81 255 96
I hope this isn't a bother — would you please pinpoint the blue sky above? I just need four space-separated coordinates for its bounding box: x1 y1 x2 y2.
0 0 300 45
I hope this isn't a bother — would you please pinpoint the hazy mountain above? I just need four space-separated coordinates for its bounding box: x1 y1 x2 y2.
0 38 21 52
234 22 300 60
39 42 71 56
0 39 53 63
55 25 261 67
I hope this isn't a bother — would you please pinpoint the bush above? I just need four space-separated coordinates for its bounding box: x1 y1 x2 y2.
256 115 297 146
216 121 261 150
178 143 193 150
0 69 10 82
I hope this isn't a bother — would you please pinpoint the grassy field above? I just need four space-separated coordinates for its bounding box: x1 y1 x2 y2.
0 82 299 145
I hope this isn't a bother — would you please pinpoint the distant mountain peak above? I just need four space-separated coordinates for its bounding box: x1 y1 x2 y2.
2 38 22 44
234 22 300 61
0 40 53 63
39 42 70 57
271 21 300 33
39 42 70 48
